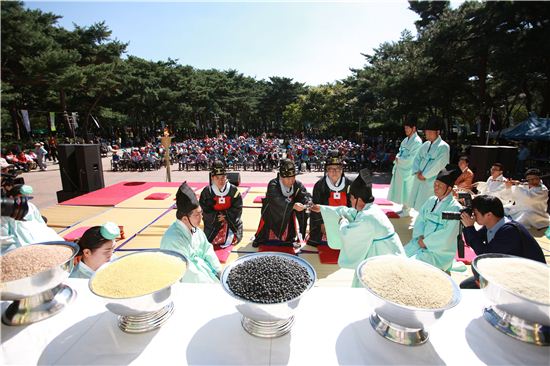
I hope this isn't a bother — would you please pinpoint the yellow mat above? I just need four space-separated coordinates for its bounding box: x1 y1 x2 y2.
114 187 180 209
245 187 267 194
58 208 167 248
42 205 110 230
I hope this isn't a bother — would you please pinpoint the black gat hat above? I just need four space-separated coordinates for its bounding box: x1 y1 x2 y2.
279 158 296 178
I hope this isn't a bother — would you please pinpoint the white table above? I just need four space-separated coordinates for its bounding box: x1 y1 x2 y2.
1 280 549 365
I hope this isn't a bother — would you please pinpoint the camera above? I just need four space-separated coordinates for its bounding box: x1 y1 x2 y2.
441 192 473 220
1 196 30 220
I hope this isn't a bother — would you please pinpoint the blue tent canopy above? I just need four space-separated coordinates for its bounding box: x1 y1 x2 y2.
498 113 550 141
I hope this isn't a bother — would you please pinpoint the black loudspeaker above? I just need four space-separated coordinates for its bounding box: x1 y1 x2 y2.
75 144 104 192
57 144 104 201
57 144 79 191
227 172 241 187
469 145 517 182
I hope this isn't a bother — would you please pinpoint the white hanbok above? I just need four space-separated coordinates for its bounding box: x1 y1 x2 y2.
503 184 550 229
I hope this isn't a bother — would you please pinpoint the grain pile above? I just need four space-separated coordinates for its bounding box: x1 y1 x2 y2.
477 257 550 304
227 256 312 303
360 256 454 309
1 244 74 282
91 252 186 298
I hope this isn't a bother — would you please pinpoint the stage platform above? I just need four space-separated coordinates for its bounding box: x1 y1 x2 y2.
46 181 550 286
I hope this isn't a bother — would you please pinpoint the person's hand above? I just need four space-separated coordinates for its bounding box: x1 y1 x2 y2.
505 179 516 189
417 172 426 181
293 202 305 212
418 235 426 248
217 213 226 222
310 204 321 213
460 211 475 227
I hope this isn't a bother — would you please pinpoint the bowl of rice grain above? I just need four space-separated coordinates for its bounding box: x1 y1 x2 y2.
90 250 187 318
357 255 461 336
1 241 79 300
472 253 550 326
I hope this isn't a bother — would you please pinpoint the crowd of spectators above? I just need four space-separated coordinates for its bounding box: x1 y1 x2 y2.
108 134 401 173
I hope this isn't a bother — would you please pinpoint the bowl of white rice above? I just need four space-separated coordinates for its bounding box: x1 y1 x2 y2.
472 253 550 326
357 255 461 331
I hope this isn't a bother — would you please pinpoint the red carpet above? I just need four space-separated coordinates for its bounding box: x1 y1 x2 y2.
253 196 265 203
145 192 171 200
381 208 400 219
317 244 340 264
63 226 91 241
258 245 297 255
214 244 234 263
374 198 393 206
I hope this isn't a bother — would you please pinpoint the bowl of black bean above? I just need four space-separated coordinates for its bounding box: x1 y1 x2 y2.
221 252 316 338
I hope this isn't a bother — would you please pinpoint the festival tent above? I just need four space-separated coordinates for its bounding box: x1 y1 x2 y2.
497 113 550 141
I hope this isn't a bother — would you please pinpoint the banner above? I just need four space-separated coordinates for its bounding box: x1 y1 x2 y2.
49 112 56 132
21 110 31 132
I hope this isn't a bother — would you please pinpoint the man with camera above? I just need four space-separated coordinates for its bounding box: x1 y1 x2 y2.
459 194 546 288
404 164 462 272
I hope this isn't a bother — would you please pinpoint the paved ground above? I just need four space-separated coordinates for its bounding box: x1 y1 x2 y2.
21 157 391 210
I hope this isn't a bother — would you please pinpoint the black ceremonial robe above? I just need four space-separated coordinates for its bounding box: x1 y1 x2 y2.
199 183 243 246
252 177 312 247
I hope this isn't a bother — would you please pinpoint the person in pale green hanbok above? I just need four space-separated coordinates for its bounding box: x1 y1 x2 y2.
312 169 404 288
1 185 62 253
161 182 221 284
387 115 423 217
410 116 450 211
405 165 462 271
70 222 119 279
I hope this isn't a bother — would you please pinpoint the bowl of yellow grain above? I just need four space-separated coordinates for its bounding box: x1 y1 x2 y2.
89 250 187 318
357 255 461 345
472 253 550 326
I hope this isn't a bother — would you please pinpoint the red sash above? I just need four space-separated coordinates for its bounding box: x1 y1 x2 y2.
328 191 347 206
213 195 231 210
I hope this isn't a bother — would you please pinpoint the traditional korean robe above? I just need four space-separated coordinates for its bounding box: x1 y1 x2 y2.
70 261 95 279
199 183 243 247
410 136 450 211
161 220 221 283
503 183 550 229
387 132 423 206
477 174 508 202
1 202 62 253
308 175 353 246
253 177 312 246
405 194 461 271
320 203 404 288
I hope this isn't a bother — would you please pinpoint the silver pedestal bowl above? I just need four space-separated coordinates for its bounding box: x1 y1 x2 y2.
357 255 462 346
221 252 316 338
89 250 187 334
1 241 79 326
472 253 550 346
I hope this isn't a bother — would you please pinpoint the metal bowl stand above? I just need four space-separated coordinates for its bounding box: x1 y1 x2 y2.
483 306 549 346
369 313 428 346
241 315 295 338
118 301 174 333
2 283 77 326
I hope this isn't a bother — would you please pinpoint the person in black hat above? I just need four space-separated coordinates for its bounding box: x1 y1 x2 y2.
308 151 353 246
161 182 221 283
199 160 243 248
409 115 450 212
311 168 404 287
404 164 462 271
387 115 423 217
252 158 312 249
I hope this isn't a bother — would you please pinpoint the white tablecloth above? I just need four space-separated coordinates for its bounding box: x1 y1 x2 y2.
1 280 549 365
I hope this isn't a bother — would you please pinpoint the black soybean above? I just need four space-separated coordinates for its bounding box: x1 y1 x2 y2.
227 256 312 304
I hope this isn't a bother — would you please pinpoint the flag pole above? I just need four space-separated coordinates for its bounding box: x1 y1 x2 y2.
485 107 493 145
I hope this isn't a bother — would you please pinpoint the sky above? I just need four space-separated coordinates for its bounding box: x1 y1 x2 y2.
24 1 423 86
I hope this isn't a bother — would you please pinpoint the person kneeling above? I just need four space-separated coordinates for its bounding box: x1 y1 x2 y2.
161 182 222 283
404 165 462 272
311 168 404 287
